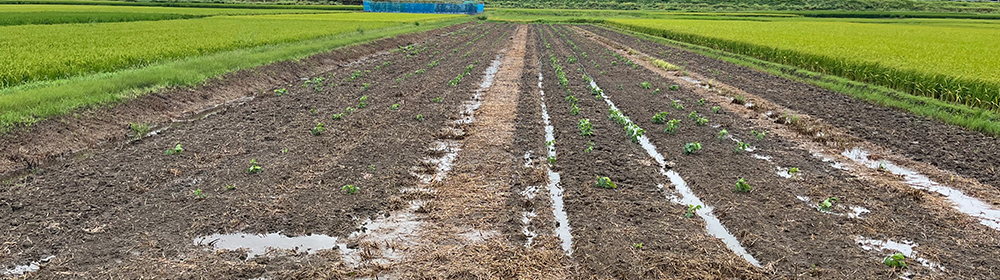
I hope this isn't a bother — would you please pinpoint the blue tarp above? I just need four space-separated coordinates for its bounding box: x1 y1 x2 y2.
363 1 484 15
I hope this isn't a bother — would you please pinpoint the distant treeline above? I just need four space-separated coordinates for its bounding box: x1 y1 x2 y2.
484 0 1000 13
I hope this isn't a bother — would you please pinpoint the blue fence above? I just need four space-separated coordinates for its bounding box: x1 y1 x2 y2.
363 1 484 15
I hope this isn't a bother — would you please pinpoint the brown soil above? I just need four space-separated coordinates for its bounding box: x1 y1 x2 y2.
3 22 1000 280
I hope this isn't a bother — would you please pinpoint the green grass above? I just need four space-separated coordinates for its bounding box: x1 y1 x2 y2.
0 0 362 10
0 15 469 132
0 4 343 15
601 24 1000 136
0 12 459 88
607 17 1000 111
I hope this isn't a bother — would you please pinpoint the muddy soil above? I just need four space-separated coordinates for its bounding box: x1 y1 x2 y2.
1 22 516 279
4 22 1000 280
581 25 1000 192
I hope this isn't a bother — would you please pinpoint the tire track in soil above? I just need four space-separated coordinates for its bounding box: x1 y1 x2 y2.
572 25 1000 278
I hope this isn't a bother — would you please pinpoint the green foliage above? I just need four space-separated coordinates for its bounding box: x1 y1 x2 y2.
390 103 401 110
697 98 706 106
883 253 908 269
595 176 617 189
129 122 150 139
711 106 721 114
733 141 750 153
164 143 183 155
684 142 702 154
685 204 701 218
432 96 443 103
578 119 593 136
344 107 356 115
570 104 581 115
448 74 462 86
585 141 595 153
687 110 698 120
664 119 680 134
695 117 709 126
751 130 767 140
671 100 684 110
274 88 288 96
651 112 669 124
415 114 424 121
225 184 236 191
192 188 206 199
246 159 262 174
357 95 369 109
547 155 556 165
733 95 747 105
788 167 800 175
668 84 680 91
639 81 651 89
625 124 645 143
633 243 644 249
818 197 838 211
653 88 660 95
342 184 359 195
566 95 578 104
311 123 325 135
331 113 344 120
734 178 752 192
717 129 729 141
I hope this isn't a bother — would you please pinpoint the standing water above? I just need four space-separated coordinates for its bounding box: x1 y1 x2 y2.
539 69 574 255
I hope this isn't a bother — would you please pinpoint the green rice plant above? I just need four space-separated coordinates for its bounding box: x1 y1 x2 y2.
734 178 752 192
595 176 617 189
129 122 150 139
164 143 184 155
717 129 729 141
671 100 684 110
884 253 908 269
734 141 750 153
246 159 262 174
664 119 680 134
651 112 669 124
578 119 593 136
669 84 679 91
311 123 325 136
683 142 702 154
342 184 359 195
818 197 838 212
685 204 701 218
711 106 721 114
639 81 651 89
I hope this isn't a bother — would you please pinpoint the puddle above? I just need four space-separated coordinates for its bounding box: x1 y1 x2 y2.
539 70 574 254
855 236 945 271
796 196 869 219
752 154 772 161
810 151 850 171
590 79 761 267
775 167 793 179
338 203 423 266
194 233 338 258
849 206 871 219
678 76 701 85
3 256 55 276
411 140 461 184
453 54 502 126
842 148 1000 231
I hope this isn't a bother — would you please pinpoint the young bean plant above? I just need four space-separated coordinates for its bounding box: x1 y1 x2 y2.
697 98 706 106
578 119 593 136
734 178 752 192
685 205 702 218
651 112 669 124
595 176 617 189
734 141 750 153
695 117 709 126
664 119 680 134
711 106 721 114
818 197 838 212
164 143 183 155
639 81 651 89
883 253 908 269
671 100 684 110
311 123 326 136
342 184 359 195
684 142 702 154
246 159 262 174
717 129 729 141
669 84 680 91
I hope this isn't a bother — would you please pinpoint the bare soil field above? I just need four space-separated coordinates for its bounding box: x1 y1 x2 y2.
3 23 999 279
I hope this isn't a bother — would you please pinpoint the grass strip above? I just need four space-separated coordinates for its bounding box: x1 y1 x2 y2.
0 0 362 10
0 16 470 133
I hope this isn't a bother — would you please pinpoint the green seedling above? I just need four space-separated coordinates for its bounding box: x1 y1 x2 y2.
246 159 262 174
733 95 747 105
565 95 578 104
448 74 462 86
717 129 729 141
735 178 752 192
578 119 594 136
164 143 183 155
345 107 356 115
567 55 577 64
415 114 424 121
332 113 344 120
570 104 581 115
633 243 643 249
751 130 767 140
687 111 699 120
585 141 594 153
625 124 645 143
311 123 326 136
818 197 838 212
595 176 617 189
639 81 651 89
547 156 556 165
669 84 680 91
653 88 661 95
883 253 908 269
671 100 684 110
192 188 206 199
546 140 556 147
357 96 369 109
734 141 750 153
274 88 288 96
281 148 288 153
617 84 624 90
415 69 426 74
309 108 317 115
432 96 443 103
651 112 669 124
664 119 680 134
711 106 721 114
697 98 707 106
225 185 236 191
129 122 150 139
878 161 888 171
788 167 800 175
684 142 702 155
342 184 359 195
390 103 401 110
685 205 702 218
696 117 709 126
